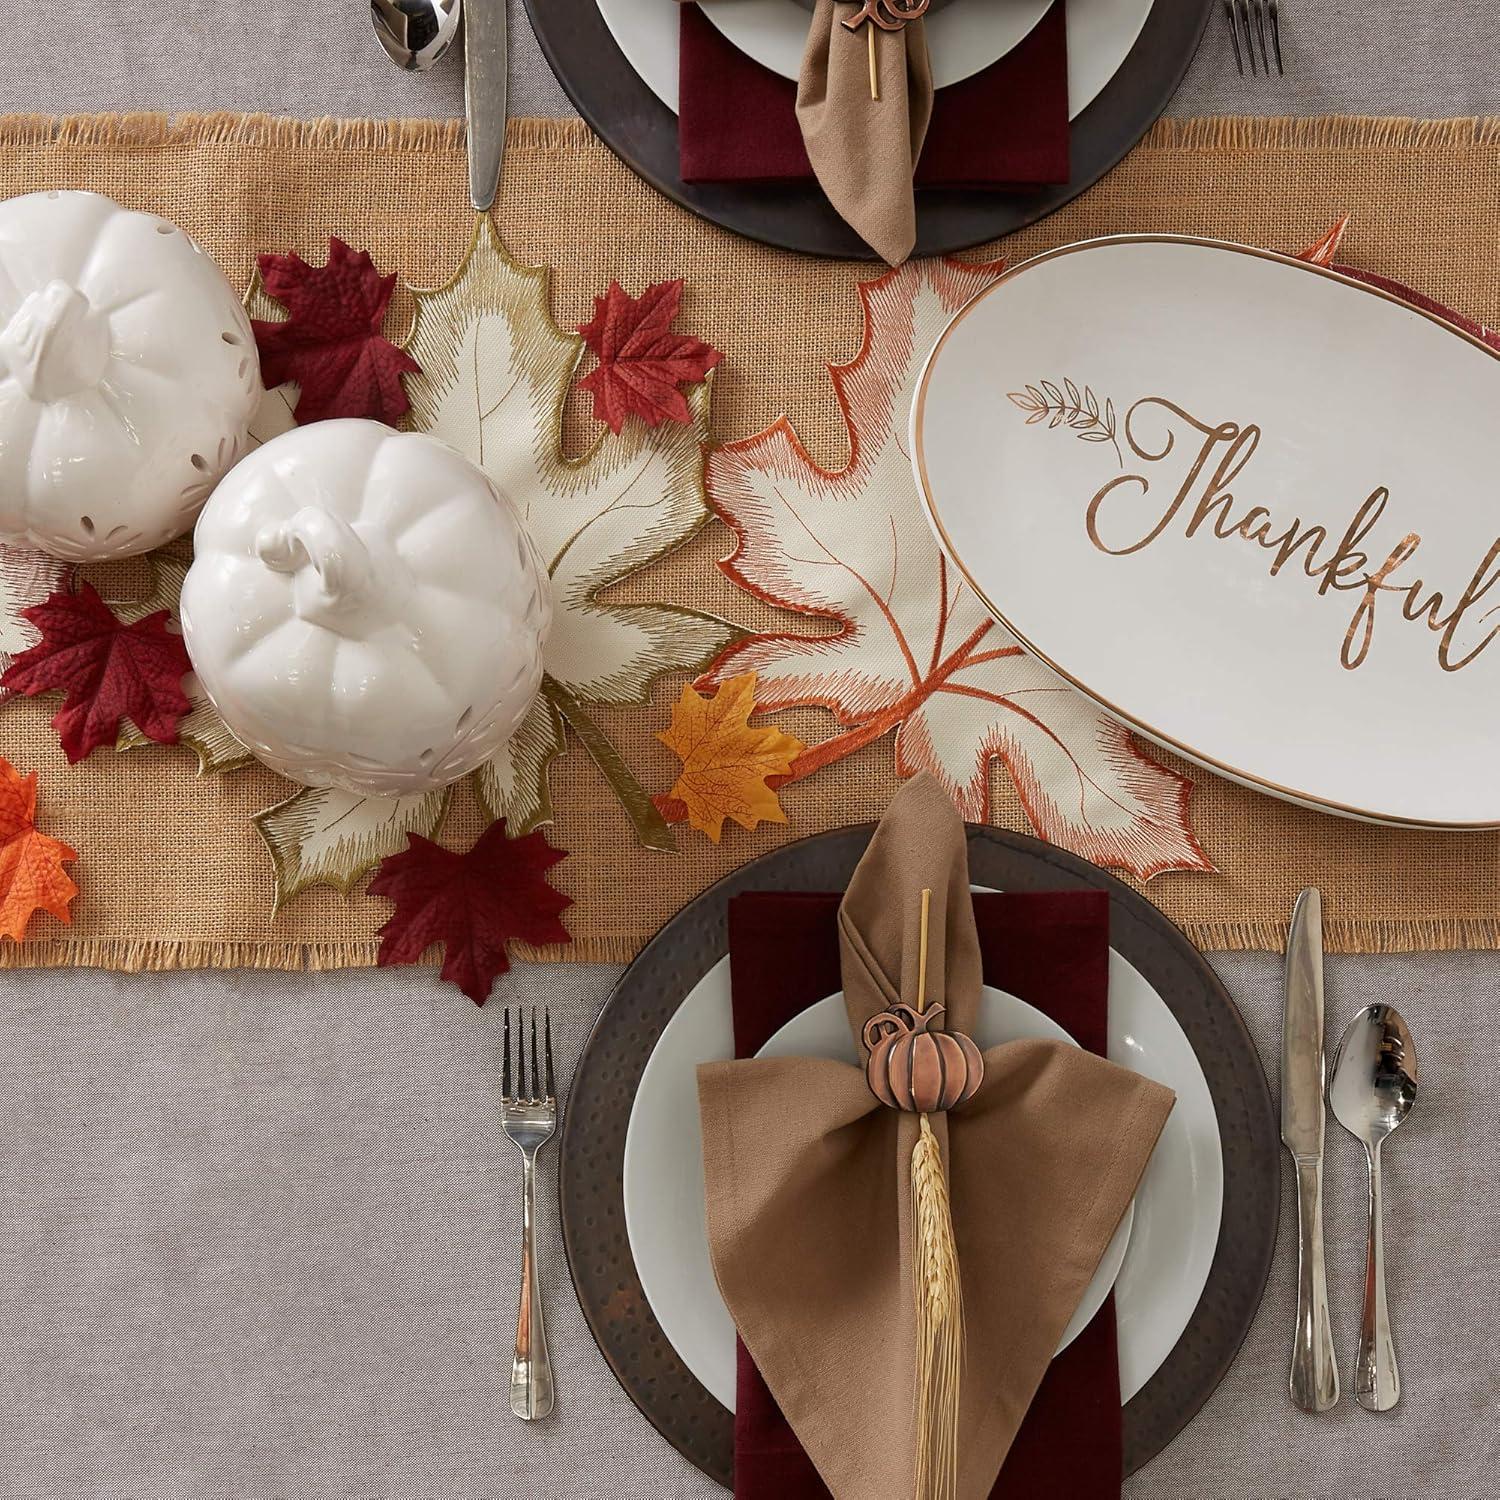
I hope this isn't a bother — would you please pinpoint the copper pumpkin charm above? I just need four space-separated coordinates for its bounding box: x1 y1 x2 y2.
862 1002 983 1113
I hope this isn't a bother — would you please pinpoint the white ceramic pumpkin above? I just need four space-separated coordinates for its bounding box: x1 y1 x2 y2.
0 190 262 561
180 419 551 796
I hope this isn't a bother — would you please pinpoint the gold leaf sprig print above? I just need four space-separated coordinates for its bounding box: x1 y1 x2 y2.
1007 378 1120 464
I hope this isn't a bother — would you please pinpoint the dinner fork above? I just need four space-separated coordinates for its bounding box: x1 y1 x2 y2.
1226 0 1283 76
502 1006 557 1421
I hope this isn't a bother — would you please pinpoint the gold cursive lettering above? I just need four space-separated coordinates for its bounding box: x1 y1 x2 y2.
1075 396 1499 673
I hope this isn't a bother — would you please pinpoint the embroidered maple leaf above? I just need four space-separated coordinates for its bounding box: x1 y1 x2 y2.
695 259 1211 881
655 672 805 842
403 218 735 849
577 279 722 433
0 757 78 941
369 821 572 1003
0 544 66 701
252 237 421 426
1 583 192 763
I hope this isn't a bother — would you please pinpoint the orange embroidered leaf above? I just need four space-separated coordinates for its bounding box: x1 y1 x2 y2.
695 259 1212 880
1297 216 1350 266
0 758 78 941
655 672 805 843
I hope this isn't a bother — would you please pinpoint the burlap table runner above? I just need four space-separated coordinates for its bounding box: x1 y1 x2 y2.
0 112 1496 971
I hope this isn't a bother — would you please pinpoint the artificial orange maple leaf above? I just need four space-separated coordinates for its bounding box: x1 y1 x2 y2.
0 757 78 942
655 672 805 843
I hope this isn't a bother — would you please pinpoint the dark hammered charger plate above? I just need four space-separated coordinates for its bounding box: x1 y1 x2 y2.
561 824 1279 1486
523 0 1215 258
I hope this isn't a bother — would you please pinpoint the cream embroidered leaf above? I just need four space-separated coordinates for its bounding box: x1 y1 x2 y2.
0 545 66 701
697 259 1211 881
402 216 736 848
254 783 451 911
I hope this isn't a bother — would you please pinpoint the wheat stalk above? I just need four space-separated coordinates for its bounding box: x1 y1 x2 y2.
1007 377 1121 464
912 1114 962 1500
910 888 962 1500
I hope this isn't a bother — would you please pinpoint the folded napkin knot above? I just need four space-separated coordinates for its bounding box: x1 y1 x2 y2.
864 1000 984 1112
842 0 931 32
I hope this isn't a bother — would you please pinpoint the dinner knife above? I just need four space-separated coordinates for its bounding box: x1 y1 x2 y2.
1282 887 1340 1411
463 0 507 210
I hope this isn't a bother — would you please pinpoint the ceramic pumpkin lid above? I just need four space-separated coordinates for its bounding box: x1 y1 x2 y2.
180 418 552 796
0 190 262 560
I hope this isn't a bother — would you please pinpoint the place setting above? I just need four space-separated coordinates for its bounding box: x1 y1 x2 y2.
0 0 1489 1496
526 0 1218 257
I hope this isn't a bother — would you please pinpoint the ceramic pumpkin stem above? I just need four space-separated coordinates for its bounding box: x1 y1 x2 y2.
254 506 380 622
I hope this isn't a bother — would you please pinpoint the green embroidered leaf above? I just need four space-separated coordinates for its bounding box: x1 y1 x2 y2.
253 783 451 911
401 216 735 841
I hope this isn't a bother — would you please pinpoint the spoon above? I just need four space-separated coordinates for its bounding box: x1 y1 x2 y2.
370 0 462 72
369 0 506 212
1328 1003 1417 1411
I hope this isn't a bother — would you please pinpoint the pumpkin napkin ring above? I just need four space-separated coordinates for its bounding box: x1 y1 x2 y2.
862 887 984 1113
863 1001 983 1113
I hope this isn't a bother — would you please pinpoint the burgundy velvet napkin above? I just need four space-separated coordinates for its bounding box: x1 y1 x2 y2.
679 1 1070 188
727 888 1123 1499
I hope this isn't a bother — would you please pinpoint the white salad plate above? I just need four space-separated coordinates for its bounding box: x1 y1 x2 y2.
703 0 1050 91
595 0 1154 120
912 235 1500 828
622 930 1223 1409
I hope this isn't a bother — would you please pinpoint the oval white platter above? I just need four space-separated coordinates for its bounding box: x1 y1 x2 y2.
912 235 1500 828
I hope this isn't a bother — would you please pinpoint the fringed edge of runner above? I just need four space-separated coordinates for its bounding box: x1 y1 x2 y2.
0 113 597 153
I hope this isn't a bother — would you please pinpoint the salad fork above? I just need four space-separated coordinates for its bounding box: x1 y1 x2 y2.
502 1006 557 1421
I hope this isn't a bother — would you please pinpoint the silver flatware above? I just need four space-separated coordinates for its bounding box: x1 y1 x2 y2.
463 0 508 211
1328 1004 1417 1412
502 1006 557 1421
370 0 462 71
1282 888 1339 1411
1227 0 1283 76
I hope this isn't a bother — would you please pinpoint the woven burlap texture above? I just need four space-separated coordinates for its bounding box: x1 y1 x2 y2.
0 112 1496 970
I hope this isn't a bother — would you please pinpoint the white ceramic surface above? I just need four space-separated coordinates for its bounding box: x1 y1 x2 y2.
703 0 1049 91
181 419 551 797
912 235 1500 828
594 0 1153 121
0 190 262 561
623 935 1222 1409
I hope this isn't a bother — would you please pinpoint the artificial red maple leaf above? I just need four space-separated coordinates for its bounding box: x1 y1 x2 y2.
577 278 722 433
369 821 573 1004
0 584 192 763
252 237 421 426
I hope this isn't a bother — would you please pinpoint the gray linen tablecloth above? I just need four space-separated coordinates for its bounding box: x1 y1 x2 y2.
3 5 1500 1496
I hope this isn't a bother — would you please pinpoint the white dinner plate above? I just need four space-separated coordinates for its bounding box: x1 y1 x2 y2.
623 927 1222 1409
595 0 1154 121
911 235 1500 828
702 0 1050 92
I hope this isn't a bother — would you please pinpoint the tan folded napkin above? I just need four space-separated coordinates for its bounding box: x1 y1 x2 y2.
698 774 1176 1500
678 1 934 263
796 1 933 263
